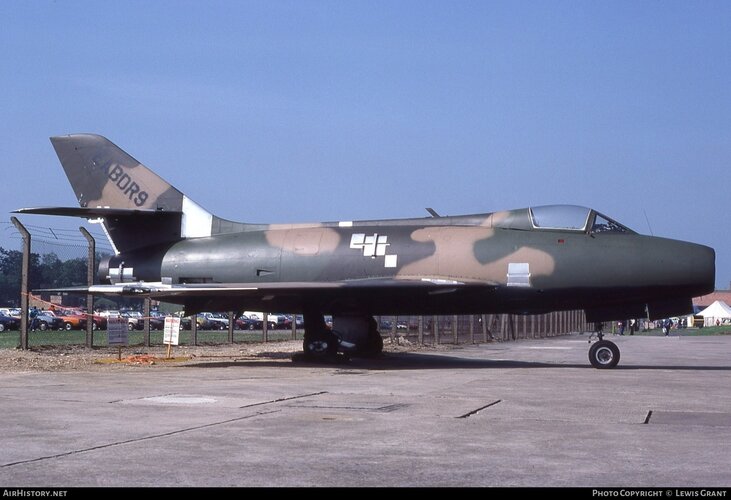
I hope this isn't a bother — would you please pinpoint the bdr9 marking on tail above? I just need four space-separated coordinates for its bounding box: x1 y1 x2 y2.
107 165 149 207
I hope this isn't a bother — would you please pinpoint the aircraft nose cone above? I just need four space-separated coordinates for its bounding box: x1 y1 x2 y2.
695 243 716 295
654 239 715 296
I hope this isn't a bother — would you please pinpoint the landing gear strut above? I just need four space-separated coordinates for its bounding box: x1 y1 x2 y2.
295 311 347 363
358 317 383 358
295 312 384 362
588 322 620 369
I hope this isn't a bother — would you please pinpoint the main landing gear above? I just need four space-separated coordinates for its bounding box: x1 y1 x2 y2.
295 312 384 363
588 326 620 369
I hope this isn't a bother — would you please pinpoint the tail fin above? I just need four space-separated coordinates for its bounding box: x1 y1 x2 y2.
46 134 214 251
52 134 188 212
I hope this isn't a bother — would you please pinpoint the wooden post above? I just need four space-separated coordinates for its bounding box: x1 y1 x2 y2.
227 311 234 343
521 315 526 339
509 315 516 340
560 311 564 334
79 227 95 348
143 297 151 347
291 314 297 340
417 316 424 345
263 312 269 343
452 315 458 344
482 314 488 342
191 314 198 346
433 315 439 345
390 316 396 344
10 217 29 350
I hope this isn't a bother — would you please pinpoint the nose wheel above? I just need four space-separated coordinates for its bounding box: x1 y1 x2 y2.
588 339 620 369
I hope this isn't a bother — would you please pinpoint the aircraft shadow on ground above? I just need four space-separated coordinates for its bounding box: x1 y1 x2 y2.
182 351 731 371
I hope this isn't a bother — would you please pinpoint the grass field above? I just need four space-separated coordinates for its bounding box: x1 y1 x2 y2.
0 328 301 349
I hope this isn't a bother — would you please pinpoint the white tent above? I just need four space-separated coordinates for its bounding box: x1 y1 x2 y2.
698 300 731 326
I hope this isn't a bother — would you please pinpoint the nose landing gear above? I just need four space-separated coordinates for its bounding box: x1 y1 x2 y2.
588 327 620 369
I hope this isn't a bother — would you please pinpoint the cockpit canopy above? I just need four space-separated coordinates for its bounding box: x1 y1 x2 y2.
492 205 635 234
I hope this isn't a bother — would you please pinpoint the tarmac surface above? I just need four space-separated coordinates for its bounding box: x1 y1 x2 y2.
1 333 730 487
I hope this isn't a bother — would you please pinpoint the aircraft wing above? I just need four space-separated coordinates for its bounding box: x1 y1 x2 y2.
33 277 490 315
35 277 475 297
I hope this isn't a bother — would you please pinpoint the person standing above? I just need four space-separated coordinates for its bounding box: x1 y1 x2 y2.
662 318 672 336
29 306 39 332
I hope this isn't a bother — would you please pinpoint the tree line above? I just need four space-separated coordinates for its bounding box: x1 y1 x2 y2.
0 247 92 307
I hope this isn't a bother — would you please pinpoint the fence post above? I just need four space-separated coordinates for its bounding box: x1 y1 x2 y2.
191 314 198 346
509 315 516 340
143 297 151 347
433 315 439 345
469 315 475 344
291 314 297 340
227 311 234 343
10 217 29 350
521 315 526 339
79 227 95 348
418 315 424 345
263 312 269 343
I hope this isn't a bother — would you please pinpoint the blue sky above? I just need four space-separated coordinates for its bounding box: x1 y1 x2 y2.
1 1 730 287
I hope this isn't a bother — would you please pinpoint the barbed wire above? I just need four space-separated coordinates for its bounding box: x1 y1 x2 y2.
0 221 114 255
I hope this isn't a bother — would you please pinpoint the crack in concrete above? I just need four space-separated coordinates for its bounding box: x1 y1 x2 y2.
0 409 280 469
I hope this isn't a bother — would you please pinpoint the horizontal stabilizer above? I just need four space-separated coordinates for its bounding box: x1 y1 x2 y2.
14 206 182 218
15 206 183 253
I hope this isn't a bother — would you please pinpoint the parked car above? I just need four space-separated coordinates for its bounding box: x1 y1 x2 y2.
0 313 20 332
88 313 107 330
235 315 276 330
98 310 119 317
55 309 87 331
122 311 144 330
179 316 192 330
35 311 64 331
199 312 229 330
0 308 18 318
243 312 286 329
283 315 304 329
149 312 166 331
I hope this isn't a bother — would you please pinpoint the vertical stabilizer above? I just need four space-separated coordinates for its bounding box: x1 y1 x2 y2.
49 134 215 250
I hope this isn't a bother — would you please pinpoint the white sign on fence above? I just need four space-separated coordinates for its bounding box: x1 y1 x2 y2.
107 316 128 346
163 317 181 346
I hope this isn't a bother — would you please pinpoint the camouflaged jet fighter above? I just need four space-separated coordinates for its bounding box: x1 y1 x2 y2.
17 134 715 368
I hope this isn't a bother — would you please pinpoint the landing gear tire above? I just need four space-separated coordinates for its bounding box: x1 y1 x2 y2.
294 311 349 364
303 333 339 359
589 340 620 369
